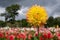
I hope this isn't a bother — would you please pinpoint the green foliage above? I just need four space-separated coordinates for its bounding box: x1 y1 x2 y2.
0 12 11 23
53 36 58 40
20 19 31 27
6 4 20 21
34 37 38 40
0 4 20 27
54 17 60 26
0 4 20 22
46 16 60 27
0 21 6 27
46 16 54 27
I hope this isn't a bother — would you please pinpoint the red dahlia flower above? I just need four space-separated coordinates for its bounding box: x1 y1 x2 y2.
17 33 26 39
9 35 15 40
0 32 4 38
40 36 44 40
43 32 53 39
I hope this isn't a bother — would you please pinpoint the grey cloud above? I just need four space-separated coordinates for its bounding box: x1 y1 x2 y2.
53 12 60 18
0 0 57 7
18 0 57 7
0 0 23 7
39 0 57 6
54 5 60 12
50 4 60 16
16 7 28 20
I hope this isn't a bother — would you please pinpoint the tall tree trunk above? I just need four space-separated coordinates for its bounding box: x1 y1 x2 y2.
13 15 15 23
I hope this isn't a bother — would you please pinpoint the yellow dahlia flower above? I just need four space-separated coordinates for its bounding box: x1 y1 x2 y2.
26 5 48 26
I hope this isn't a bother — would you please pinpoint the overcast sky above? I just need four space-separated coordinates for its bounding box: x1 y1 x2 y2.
0 0 60 21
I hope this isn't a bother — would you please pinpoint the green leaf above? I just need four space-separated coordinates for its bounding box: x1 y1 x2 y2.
34 37 38 40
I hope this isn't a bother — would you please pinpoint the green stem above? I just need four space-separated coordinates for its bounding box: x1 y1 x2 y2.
37 26 39 40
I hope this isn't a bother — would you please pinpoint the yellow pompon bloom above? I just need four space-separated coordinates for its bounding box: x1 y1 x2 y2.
26 5 48 26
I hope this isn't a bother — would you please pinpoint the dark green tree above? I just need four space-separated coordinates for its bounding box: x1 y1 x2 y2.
54 17 60 27
0 4 20 22
6 4 20 21
0 12 11 26
0 20 6 27
46 16 54 27
0 13 15 27
0 4 20 26
20 19 28 27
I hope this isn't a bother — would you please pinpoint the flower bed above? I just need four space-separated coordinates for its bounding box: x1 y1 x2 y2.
0 27 60 40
